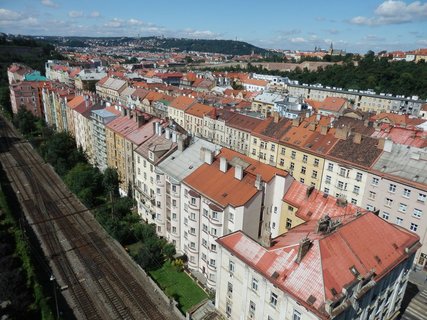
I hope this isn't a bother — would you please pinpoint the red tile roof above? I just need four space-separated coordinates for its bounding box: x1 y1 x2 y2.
183 148 287 208
185 103 214 118
218 212 420 319
169 95 196 111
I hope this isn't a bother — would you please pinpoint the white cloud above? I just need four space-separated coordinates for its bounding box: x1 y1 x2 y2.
90 11 100 18
68 11 83 18
41 0 58 8
182 29 220 39
104 18 123 28
417 39 427 45
350 0 427 25
0 8 22 21
290 37 307 43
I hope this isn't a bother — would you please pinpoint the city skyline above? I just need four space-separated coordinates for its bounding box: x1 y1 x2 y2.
1 0 427 52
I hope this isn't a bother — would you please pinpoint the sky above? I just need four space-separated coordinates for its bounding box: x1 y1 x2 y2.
1 0 427 53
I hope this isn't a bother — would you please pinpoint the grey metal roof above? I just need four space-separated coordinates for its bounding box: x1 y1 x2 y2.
92 108 117 119
157 138 217 183
372 144 427 185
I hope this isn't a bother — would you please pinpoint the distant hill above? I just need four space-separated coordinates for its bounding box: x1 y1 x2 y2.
153 38 268 55
39 35 269 56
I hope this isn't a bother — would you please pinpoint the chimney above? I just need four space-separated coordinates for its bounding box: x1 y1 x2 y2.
260 225 272 248
316 113 321 122
85 95 89 108
152 121 157 134
137 115 145 128
296 237 312 263
165 127 171 140
353 132 362 144
292 117 301 127
273 112 280 123
307 122 316 131
121 107 126 117
234 165 243 180
306 185 315 198
158 123 162 136
334 125 350 140
204 149 214 165
219 157 228 172
200 147 206 161
255 174 262 190
320 125 328 135
383 138 393 152
172 131 177 142
177 135 185 151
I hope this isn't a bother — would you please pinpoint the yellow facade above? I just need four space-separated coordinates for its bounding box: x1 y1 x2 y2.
276 145 325 189
105 127 127 191
278 202 305 235
248 134 279 166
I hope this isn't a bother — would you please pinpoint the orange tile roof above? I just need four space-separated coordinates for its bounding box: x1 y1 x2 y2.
218 212 420 319
183 148 287 208
169 95 196 111
319 97 347 112
283 180 359 221
67 95 85 109
185 103 214 118
242 78 268 87
252 117 293 142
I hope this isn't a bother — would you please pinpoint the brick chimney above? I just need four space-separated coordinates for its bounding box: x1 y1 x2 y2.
353 132 362 144
296 237 312 263
334 125 350 140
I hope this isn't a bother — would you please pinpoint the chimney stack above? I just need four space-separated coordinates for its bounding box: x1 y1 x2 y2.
177 135 185 151
353 132 362 144
255 174 262 190
320 125 328 135
296 237 312 263
204 149 214 165
165 127 171 140
234 165 243 180
334 125 350 140
137 115 145 128
273 112 280 123
292 117 301 127
220 157 228 173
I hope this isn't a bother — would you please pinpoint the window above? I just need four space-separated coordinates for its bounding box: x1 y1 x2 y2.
190 242 196 249
212 211 219 220
302 155 307 163
172 199 177 207
399 203 407 213
172 212 177 220
385 198 393 207
410 223 418 232
339 168 347 177
269 155 274 163
252 149 256 156
325 175 331 184
190 227 196 235
227 282 233 294
270 292 278 307
396 217 403 225
324 187 329 194
312 170 318 179
351 198 357 205
281 147 286 155
190 212 196 220
372 177 379 185
300 178 305 183
226 302 232 316
253 138 257 144
293 310 301 320
202 239 207 247
209 259 216 267
301 166 306 174
413 208 422 219
327 163 334 171
288 205 294 211
389 184 397 193
353 185 360 195
211 228 217 236
286 218 292 229
229 212 234 222
314 158 319 167
251 278 258 291
202 224 208 232
356 172 363 182
382 212 389 220
403 188 411 197
229 261 235 273
271 144 275 151
260 141 265 149
337 181 346 190
201 253 206 261
366 204 375 211
290 162 295 170
418 193 426 202
172 185 177 192
249 301 256 314
369 191 376 200
191 197 196 205
279 158 284 166
203 208 208 217
291 151 296 159
172 226 176 234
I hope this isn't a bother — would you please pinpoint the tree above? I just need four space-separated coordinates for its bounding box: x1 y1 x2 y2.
102 168 119 203
64 163 103 208
162 243 176 261
13 107 37 136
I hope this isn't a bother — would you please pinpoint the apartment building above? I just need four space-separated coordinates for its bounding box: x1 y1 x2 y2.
8 63 33 85
242 78 268 92
9 81 45 117
154 138 217 252
286 83 424 115
95 76 128 102
251 92 285 117
216 212 420 320
41 84 75 131
167 95 196 128
91 106 120 171
134 122 178 222
362 142 427 268
249 115 292 166
181 148 292 288
319 130 383 206
184 103 214 136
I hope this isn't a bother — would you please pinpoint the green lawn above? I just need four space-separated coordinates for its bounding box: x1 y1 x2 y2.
149 261 208 313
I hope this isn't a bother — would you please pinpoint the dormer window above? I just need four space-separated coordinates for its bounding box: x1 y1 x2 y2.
149 151 154 161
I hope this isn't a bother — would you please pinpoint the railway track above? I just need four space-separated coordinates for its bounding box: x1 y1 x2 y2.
0 116 173 320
